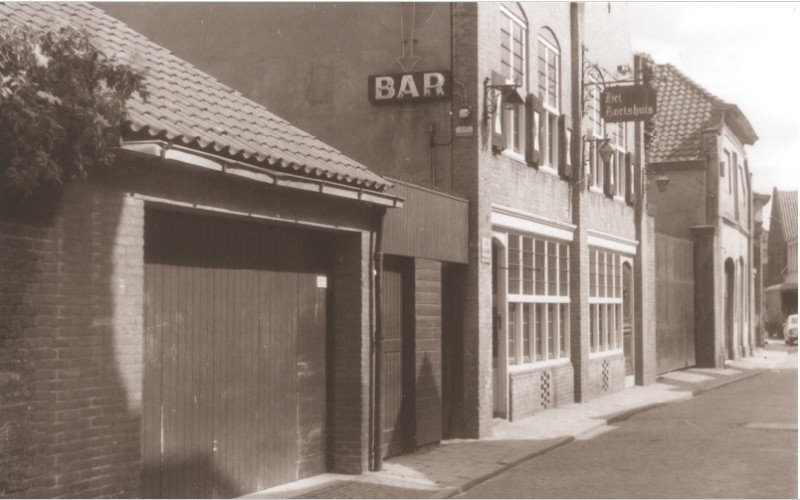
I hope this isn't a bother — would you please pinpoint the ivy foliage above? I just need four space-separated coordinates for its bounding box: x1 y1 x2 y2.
0 24 148 197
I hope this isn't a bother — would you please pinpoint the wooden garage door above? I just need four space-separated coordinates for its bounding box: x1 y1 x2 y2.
142 209 331 498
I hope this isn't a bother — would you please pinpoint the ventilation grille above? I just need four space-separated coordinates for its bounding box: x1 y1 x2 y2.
602 359 611 392
540 370 552 408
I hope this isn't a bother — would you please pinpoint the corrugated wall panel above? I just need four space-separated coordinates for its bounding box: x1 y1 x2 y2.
382 180 469 263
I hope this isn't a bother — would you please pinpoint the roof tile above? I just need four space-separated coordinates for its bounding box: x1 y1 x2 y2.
0 2 388 190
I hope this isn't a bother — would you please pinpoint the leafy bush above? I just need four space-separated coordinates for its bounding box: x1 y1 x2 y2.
0 24 148 196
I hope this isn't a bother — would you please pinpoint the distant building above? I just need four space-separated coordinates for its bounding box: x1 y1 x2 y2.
753 192 772 345
764 189 798 334
647 63 759 367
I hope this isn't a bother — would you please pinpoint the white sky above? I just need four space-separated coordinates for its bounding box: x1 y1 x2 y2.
626 1 800 197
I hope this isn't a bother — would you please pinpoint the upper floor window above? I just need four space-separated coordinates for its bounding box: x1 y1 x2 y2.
586 78 604 189
609 123 627 198
498 8 526 156
725 150 733 193
538 32 560 168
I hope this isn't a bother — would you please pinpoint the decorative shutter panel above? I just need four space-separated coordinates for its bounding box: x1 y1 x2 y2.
558 114 572 178
526 94 543 166
625 152 634 204
491 72 506 153
585 141 594 190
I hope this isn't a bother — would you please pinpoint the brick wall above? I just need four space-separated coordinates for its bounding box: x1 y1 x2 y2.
0 158 380 496
508 363 574 421
413 259 443 448
331 231 372 474
0 180 144 498
586 354 626 398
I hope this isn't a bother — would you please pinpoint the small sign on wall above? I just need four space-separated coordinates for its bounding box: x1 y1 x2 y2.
481 236 491 264
368 71 452 104
316 275 328 289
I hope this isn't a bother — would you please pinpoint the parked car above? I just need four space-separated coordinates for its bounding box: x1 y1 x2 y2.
783 314 798 345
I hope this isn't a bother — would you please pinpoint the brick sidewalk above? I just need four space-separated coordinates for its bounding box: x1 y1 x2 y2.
244 348 787 499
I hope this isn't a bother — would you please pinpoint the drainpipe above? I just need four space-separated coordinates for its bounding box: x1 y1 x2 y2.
372 208 386 470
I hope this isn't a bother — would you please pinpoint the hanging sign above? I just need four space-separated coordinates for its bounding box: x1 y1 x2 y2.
601 85 657 122
369 71 451 104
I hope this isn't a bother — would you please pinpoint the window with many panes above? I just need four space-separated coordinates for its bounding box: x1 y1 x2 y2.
589 248 624 354
538 33 559 169
506 233 570 365
499 8 526 156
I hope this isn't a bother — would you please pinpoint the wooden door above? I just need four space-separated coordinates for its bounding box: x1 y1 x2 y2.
143 209 329 498
381 257 412 458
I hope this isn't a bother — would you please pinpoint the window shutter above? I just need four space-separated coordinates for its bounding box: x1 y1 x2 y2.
625 152 634 205
603 153 614 197
526 94 543 166
558 114 572 178
585 141 594 189
491 71 506 153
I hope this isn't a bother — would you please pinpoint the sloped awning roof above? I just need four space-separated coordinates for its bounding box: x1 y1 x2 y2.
0 2 398 204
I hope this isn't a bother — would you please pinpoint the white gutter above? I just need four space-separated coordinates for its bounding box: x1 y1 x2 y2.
119 140 404 208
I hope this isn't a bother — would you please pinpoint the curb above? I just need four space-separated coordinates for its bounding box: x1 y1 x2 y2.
441 364 776 498
439 435 577 498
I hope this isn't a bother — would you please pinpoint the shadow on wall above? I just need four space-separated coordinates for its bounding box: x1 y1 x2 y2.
141 457 242 499
0 177 145 497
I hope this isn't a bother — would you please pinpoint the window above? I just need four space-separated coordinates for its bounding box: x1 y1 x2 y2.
586 78 604 190
609 123 627 197
584 72 631 199
538 34 560 168
500 8 526 156
725 150 733 193
589 248 625 354
505 233 570 365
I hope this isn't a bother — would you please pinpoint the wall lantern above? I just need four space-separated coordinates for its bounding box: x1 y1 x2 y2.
644 168 670 193
582 136 615 165
483 76 524 123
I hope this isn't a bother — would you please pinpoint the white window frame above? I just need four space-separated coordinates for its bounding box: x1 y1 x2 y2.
500 7 527 158
589 247 626 357
505 232 571 367
586 78 604 192
538 36 560 171
610 122 627 200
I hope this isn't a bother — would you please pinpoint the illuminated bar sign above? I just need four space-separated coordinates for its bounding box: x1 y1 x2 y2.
369 71 451 104
601 85 657 122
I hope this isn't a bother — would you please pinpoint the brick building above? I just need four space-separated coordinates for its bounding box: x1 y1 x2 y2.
0 3 409 498
100 0 659 456
647 63 760 367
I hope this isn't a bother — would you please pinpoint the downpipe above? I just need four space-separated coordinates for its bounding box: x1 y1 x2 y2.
371 208 386 470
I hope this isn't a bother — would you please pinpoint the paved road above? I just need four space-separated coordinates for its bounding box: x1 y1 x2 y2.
460 345 798 499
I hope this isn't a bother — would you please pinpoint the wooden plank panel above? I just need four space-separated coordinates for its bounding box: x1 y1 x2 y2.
142 209 163 498
381 259 405 458
297 271 327 477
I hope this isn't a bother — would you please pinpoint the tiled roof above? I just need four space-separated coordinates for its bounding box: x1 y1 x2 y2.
0 2 388 190
648 64 725 164
775 190 798 242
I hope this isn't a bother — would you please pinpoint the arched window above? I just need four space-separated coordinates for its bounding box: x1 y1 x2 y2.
497 6 527 156
538 28 560 169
